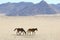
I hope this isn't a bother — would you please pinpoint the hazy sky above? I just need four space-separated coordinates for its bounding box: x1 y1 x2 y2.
0 0 60 4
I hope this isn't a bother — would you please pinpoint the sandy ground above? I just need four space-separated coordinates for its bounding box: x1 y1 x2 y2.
0 16 60 40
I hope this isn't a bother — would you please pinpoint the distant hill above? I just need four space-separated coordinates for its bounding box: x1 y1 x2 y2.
51 4 60 13
20 0 56 16
0 0 60 16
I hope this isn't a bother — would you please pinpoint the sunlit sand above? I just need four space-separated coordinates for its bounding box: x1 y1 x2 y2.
0 15 60 40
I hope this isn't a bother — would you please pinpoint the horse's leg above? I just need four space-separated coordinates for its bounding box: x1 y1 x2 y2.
19 31 21 35
20 31 25 35
30 32 33 35
29 31 34 35
16 31 19 35
19 32 21 35
27 31 32 35
16 31 21 35
27 31 29 35
32 32 35 35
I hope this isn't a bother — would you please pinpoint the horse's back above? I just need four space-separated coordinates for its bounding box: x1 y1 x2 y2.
27 28 38 32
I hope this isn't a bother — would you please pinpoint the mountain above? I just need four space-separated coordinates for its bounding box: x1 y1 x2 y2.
6 2 34 16
0 2 34 16
20 0 56 16
0 0 59 16
51 4 60 13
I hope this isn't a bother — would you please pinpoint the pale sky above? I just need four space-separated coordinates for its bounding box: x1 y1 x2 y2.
0 0 60 4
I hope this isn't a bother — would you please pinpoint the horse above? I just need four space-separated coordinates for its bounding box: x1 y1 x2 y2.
27 28 38 35
14 28 26 35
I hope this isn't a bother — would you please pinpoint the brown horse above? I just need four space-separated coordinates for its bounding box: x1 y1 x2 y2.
27 28 38 34
14 28 26 35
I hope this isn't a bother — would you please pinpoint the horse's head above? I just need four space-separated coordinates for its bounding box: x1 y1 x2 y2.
14 28 17 31
35 28 38 31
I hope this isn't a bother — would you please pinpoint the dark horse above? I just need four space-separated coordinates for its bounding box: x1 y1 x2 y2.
14 28 26 35
27 28 38 34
